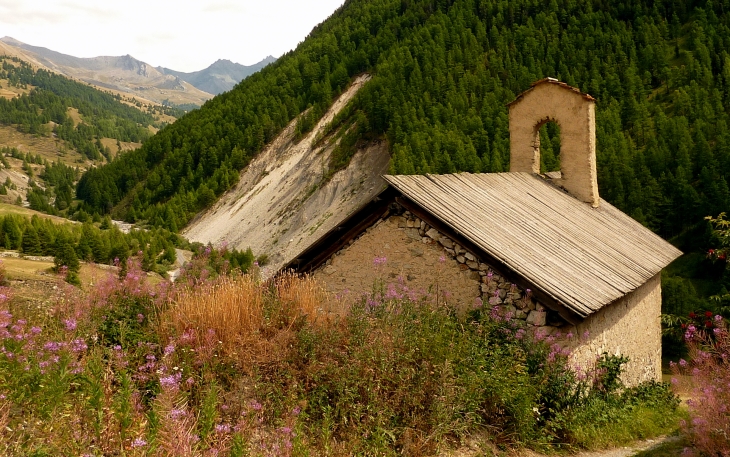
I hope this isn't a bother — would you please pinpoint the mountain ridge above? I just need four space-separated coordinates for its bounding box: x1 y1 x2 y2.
157 56 277 95
0 37 210 106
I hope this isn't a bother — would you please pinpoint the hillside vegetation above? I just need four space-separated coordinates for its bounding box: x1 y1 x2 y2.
77 0 729 293
0 57 178 161
75 0 729 233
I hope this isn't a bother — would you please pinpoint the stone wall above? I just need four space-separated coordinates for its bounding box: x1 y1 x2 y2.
313 206 662 386
313 213 481 312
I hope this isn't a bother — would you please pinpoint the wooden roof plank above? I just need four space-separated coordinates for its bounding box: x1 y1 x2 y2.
383 172 682 316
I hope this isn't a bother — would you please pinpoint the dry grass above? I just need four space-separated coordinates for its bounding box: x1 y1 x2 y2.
0 125 88 167
274 271 337 325
167 274 264 351
163 273 337 362
1 256 55 281
99 137 142 158
66 107 83 126
0 202 73 223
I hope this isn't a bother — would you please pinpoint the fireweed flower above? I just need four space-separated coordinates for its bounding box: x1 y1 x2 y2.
43 341 63 352
63 318 77 331
215 423 231 434
159 372 182 391
71 338 88 353
373 256 387 266
169 408 187 419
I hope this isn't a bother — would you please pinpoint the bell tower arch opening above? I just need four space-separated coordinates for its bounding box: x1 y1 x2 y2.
534 118 561 174
508 78 599 207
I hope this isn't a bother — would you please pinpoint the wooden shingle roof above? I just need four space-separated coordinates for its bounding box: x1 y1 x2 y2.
383 172 682 317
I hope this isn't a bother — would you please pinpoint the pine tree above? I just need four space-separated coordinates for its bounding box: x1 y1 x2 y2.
21 226 42 256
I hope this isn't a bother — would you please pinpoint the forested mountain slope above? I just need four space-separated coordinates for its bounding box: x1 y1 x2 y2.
182 74 390 271
78 0 729 282
0 56 160 161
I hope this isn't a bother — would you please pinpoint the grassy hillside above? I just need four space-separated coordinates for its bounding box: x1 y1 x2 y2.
0 56 163 161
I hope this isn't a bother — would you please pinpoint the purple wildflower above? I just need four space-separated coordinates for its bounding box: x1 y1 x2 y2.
159 372 182 391
373 256 387 266
63 318 77 331
71 338 88 353
169 408 187 419
43 341 63 352
215 423 231 434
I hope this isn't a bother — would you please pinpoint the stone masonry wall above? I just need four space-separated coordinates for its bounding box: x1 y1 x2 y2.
509 80 599 206
313 206 662 386
313 213 481 312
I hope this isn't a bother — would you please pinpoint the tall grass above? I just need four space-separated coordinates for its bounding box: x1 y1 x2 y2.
162 271 333 361
165 274 264 353
0 256 684 455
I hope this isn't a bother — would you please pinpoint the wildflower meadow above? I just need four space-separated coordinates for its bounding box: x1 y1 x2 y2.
0 249 700 456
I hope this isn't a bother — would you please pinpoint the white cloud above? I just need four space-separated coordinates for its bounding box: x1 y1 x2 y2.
0 0 344 71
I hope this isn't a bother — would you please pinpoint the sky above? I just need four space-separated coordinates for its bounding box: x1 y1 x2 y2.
0 0 345 72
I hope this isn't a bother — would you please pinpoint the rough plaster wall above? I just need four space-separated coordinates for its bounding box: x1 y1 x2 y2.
568 273 663 385
313 215 481 312
509 82 599 206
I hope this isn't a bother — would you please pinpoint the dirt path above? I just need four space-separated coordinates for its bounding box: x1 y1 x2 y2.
569 436 680 457
442 435 681 457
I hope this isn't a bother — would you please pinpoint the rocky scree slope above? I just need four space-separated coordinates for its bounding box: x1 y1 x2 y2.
183 74 389 272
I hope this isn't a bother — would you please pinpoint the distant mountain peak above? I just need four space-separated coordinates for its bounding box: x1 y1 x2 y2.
1 36 23 45
157 55 277 95
0 38 212 106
